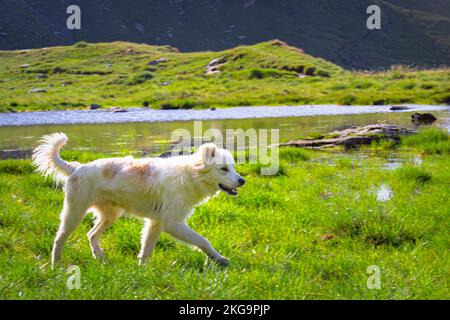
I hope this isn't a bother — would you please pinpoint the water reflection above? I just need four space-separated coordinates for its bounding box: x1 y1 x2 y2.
376 185 393 202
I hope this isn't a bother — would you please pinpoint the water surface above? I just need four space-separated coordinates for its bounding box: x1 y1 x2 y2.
0 105 447 127
0 106 448 158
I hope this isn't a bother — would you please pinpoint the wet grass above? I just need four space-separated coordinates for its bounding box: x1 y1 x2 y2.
0 130 448 299
0 41 449 112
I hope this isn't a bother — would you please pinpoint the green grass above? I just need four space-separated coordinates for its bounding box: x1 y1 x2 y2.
402 127 450 155
0 135 448 299
0 41 449 112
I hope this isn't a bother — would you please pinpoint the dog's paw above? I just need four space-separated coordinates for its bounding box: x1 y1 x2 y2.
215 256 231 267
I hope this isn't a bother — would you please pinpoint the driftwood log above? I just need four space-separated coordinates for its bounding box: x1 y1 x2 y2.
280 124 416 149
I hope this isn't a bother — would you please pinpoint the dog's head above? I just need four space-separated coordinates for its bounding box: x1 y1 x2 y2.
195 143 245 196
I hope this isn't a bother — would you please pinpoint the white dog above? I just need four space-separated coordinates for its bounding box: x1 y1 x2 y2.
32 133 245 268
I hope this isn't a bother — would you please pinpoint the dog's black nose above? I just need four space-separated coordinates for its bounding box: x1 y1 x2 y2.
238 177 246 186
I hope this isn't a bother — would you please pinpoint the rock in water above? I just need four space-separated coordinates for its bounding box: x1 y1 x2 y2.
110 107 128 113
411 113 437 124
390 106 410 111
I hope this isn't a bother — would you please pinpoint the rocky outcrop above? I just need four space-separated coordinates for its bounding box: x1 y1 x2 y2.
281 124 416 149
205 57 227 75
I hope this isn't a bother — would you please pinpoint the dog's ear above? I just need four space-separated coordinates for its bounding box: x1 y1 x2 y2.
192 160 206 172
198 143 217 165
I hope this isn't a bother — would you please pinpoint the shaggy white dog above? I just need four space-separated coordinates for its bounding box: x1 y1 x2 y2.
32 133 245 269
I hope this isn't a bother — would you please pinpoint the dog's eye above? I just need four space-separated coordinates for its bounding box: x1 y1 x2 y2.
221 167 229 172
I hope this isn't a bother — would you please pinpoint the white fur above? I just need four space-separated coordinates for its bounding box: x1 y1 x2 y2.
32 133 245 268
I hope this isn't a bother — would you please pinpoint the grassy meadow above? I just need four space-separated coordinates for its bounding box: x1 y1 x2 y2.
0 128 448 299
0 40 449 113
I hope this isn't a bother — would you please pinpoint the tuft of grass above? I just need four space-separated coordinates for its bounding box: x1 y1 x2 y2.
395 166 432 184
365 231 417 248
248 68 286 79
128 71 154 85
437 93 450 105
336 158 353 169
279 147 311 162
0 160 34 175
74 41 88 48
402 128 450 155
159 100 208 110
337 94 357 105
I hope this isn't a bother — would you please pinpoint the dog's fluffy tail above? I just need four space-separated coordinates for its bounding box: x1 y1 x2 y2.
32 133 80 184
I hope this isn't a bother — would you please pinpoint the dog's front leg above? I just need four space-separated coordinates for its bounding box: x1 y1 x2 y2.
164 221 230 266
138 219 162 265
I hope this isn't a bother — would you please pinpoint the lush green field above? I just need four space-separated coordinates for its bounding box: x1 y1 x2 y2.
0 128 448 299
0 40 449 113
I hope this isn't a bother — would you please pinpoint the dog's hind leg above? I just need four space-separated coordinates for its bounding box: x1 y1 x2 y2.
87 203 121 260
138 219 162 265
52 197 90 269
164 221 230 266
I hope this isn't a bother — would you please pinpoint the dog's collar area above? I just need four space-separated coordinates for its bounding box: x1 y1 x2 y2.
218 183 238 196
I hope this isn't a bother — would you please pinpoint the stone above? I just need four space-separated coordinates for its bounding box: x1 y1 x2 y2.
89 104 101 110
148 58 168 65
110 107 128 113
207 57 227 68
411 113 437 124
390 106 410 111
27 88 46 93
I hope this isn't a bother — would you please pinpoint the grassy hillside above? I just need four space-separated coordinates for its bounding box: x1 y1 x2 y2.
0 129 448 299
0 40 449 113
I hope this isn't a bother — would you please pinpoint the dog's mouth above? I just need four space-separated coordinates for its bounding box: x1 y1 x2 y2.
219 184 238 196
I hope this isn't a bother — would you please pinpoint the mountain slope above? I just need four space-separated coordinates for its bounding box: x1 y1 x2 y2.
0 0 448 69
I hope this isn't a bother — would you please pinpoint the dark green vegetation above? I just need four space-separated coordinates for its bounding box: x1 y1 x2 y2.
0 41 449 112
1 1 449 69
0 128 448 299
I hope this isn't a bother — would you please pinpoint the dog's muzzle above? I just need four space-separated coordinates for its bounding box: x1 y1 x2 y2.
219 184 238 196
